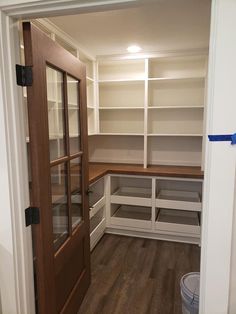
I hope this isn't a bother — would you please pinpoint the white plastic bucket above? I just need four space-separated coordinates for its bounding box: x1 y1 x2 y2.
180 272 200 314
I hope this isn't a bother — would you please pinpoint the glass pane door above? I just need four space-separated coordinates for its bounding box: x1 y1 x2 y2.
46 66 83 251
46 66 66 161
70 157 82 230
67 75 81 155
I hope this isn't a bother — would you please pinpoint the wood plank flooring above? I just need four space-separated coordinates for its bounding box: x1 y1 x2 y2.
78 235 200 314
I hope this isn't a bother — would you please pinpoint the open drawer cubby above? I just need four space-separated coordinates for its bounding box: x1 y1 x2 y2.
90 206 105 234
155 208 200 236
156 178 202 212
110 204 152 229
89 177 105 212
110 176 152 207
90 205 106 251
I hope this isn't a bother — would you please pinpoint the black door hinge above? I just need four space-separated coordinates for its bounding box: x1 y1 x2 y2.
25 207 40 227
16 64 33 86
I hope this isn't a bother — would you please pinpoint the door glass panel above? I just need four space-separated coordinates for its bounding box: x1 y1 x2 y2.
67 75 81 155
51 163 68 251
46 66 66 161
70 157 82 230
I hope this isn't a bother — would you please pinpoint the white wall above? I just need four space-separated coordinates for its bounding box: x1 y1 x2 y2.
229 174 236 313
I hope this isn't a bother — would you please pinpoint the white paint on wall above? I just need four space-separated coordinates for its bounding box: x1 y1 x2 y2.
229 169 236 313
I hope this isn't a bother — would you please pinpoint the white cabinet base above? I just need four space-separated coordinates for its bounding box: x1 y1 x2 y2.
105 227 200 245
90 218 106 251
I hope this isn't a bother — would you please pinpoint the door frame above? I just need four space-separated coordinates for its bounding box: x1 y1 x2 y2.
0 0 234 313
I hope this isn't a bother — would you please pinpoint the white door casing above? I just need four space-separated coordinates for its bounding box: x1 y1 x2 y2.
0 0 236 313
200 0 236 313
229 169 236 314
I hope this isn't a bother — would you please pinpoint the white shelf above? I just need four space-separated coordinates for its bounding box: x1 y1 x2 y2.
90 206 105 234
148 76 205 82
110 205 152 229
99 59 145 81
89 135 144 164
111 187 152 207
148 77 204 109
86 76 94 82
113 187 151 198
147 136 202 166
148 106 204 109
148 56 206 80
99 109 144 134
69 134 79 138
147 133 203 137
99 78 145 83
99 107 144 110
92 54 207 167
156 208 200 236
148 107 203 135
68 104 78 109
99 79 145 109
90 196 106 219
113 205 151 220
156 189 202 212
90 218 106 251
98 133 144 136
89 177 105 208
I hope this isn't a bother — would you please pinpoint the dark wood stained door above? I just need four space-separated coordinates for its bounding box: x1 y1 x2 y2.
23 22 90 314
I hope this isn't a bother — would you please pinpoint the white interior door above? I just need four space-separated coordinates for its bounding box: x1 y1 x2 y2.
200 0 236 313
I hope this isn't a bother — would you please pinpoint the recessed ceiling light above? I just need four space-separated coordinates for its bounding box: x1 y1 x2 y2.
127 45 142 53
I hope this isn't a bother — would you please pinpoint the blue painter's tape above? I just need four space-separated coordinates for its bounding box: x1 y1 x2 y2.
208 135 232 141
231 133 236 145
208 133 236 145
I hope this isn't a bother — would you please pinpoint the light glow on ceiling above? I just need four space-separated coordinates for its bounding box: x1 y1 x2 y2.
127 45 142 53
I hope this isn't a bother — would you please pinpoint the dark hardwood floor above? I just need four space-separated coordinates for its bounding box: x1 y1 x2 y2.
78 234 200 314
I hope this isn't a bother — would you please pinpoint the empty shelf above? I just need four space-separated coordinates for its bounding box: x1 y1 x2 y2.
111 187 152 207
90 207 105 233
156 189 201 211
110 205 152 229
113 187 151 198
156 208 200 235
113 205 151 221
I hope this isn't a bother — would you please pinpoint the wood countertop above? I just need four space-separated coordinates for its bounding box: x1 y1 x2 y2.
89 163 204 184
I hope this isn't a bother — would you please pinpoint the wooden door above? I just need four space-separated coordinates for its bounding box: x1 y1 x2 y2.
23 22 90 314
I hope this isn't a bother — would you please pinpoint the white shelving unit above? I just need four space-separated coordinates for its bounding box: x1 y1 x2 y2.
78 52 97 136
88 135 144 164
87 53 208 168
22 20 207 248
106 174 202 244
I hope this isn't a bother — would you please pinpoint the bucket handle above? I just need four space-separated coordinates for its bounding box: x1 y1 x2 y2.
190 287 198 305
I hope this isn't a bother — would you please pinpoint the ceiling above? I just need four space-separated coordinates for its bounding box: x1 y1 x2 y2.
49 0 211 57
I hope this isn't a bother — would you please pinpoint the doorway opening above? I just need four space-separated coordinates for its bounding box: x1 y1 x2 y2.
19 1 211 312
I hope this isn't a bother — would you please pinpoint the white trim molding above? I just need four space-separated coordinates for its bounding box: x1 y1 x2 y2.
0 0 141 18
200 0 236 313
0 1 235 314
0 12 35 314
